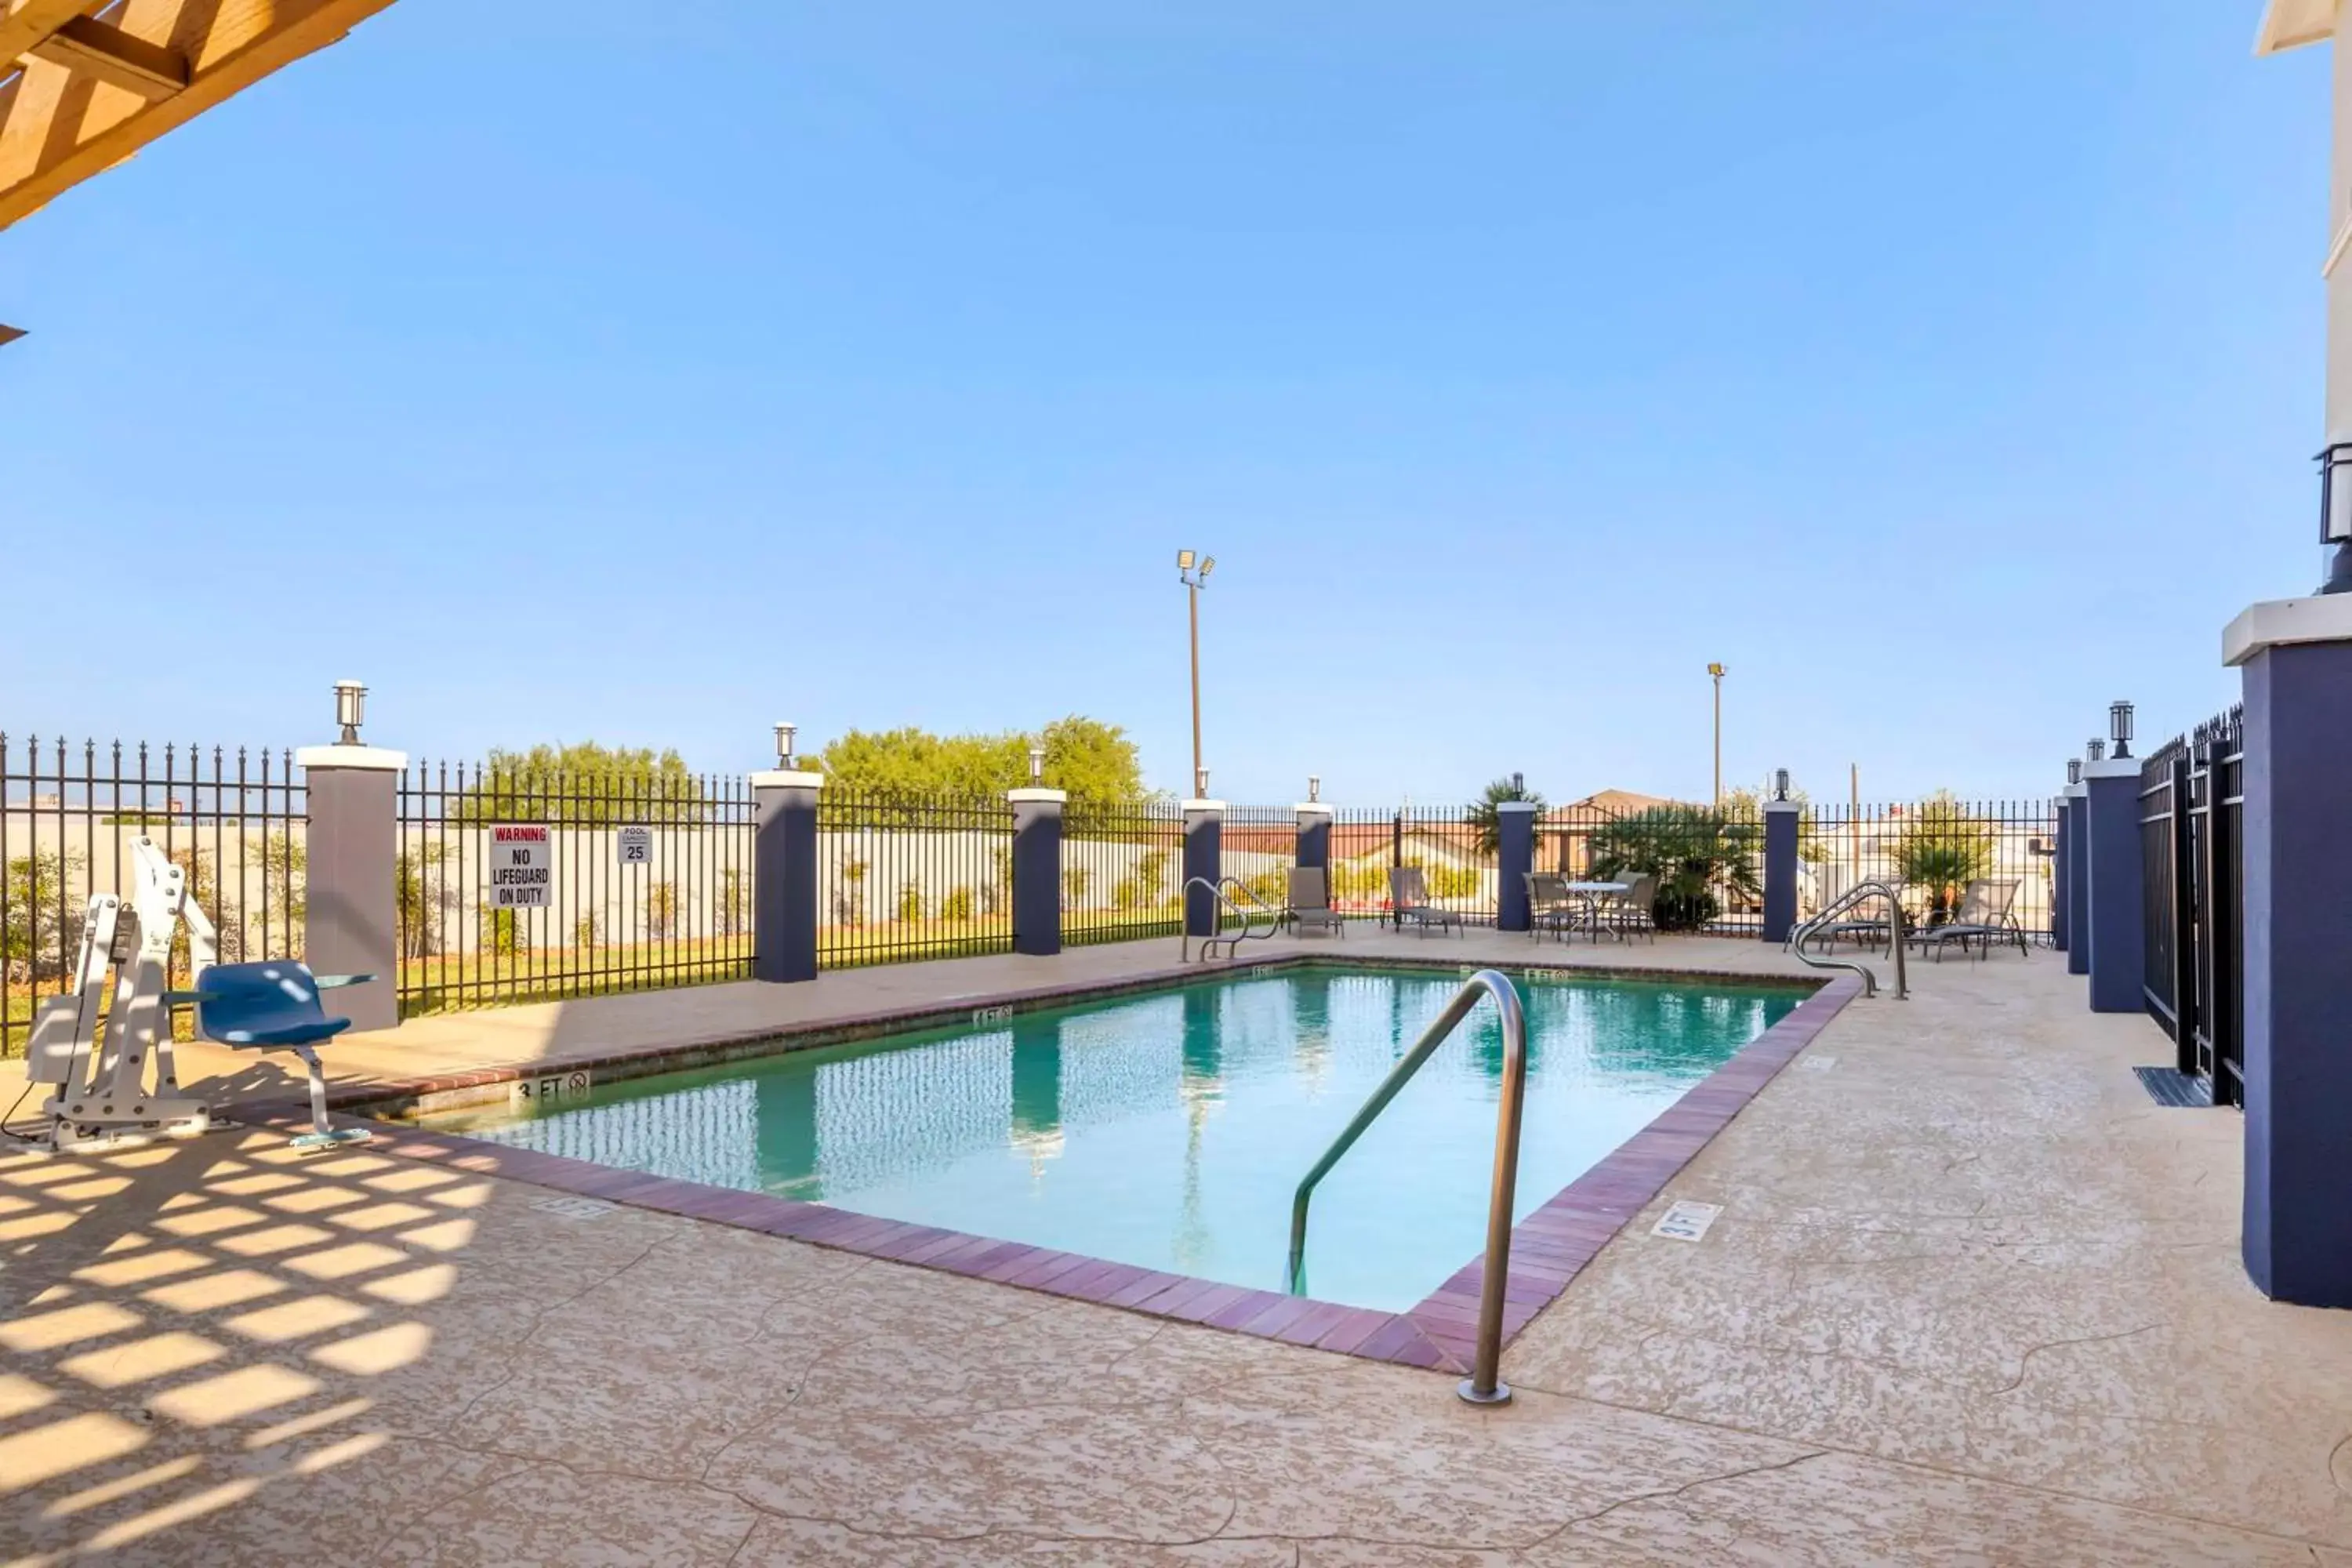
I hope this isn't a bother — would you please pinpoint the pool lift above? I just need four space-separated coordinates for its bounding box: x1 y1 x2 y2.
16 836 373 1154
1788 879 1908 999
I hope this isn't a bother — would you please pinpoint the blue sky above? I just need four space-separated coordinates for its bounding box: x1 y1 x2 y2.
0 2 2328 804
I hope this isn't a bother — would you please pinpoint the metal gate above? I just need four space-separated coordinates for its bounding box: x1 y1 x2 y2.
2139 706 2244 1107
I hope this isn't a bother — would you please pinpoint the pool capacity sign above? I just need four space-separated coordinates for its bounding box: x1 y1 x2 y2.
489 824 553 908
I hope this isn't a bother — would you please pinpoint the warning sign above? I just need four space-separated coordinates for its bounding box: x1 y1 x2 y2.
489 824 552 909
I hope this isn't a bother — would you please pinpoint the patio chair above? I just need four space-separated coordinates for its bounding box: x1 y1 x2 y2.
1286 866 1345 938
1609 872 1658 943
183 962 377 1149
1524 872 1578 942
1388 866 1463 938
1912 878 2026 961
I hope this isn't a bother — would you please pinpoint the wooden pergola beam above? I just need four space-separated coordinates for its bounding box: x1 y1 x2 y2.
27 16 188 102
0 0 395 232
0 0 96 67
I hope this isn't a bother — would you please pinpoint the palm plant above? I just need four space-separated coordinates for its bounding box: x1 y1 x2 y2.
1895 792 1994 924
1588 805 1762 932
1466 776 1547 855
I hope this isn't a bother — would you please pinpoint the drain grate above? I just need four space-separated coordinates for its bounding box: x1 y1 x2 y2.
2133 1065 2213 1108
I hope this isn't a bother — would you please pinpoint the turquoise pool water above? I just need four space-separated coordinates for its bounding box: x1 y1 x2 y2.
420 967 1805 1311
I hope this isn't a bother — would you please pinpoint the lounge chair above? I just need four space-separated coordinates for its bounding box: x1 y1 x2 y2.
1609 872 1658 943
1912 878 2026 960
1389 866 1463 938
1525 872 1579 942
1287 866 1345 938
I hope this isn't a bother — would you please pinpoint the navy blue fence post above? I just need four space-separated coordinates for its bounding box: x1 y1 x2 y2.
1496 803 1537 932
2051 800 2069 953
753 768 822 982
2082 760 2145 1012
1010 787 1065 956
1761 801 1799 944
2228 599 2352 1307
2065 786 2090 978
1296 800 1332 883
1183 799 1224 938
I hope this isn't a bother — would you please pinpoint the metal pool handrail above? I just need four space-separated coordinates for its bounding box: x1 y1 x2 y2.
1179 876 1279 962
1790 879 1907 999
1286 968 1528 1406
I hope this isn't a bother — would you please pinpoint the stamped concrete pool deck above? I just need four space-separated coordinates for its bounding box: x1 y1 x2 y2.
5 931 2350 1563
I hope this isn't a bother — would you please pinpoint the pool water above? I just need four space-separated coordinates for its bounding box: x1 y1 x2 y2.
419 967 1804 1311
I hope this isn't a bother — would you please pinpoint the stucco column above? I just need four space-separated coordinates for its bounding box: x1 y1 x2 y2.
2080 759 2145 1014
2064 785 2090 978
1761 800 1800 944
298 743 407 1034
1010 787 1066 956
2225 596 2352 1306
753 768 823 983
1495 802 1538 933
1182 799 1224 938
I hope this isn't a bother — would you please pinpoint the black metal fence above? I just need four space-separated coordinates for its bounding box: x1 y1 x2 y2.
1396 804 1500 924
1802 799 2059 937
1062 798 1185 947
394 760 756 1015
2140 707 2245 1105
3 735 306 1056
815 790 1014 967
1222 805 1298 922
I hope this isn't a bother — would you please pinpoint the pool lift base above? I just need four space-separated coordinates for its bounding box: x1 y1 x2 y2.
1457 1377 1512 1407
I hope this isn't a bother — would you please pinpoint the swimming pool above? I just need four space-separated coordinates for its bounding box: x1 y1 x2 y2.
416 965 1806 1312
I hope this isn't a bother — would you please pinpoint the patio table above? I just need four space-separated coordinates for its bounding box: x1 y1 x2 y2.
1561 880 1630 942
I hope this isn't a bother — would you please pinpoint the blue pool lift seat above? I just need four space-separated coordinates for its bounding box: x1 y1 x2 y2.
174 962 376 1149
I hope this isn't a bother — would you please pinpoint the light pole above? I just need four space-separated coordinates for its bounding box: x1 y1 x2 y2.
1708 663 1728 806
1177 550 1216 797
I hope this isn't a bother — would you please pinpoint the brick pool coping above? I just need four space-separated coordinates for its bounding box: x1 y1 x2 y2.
270 959 1864 1377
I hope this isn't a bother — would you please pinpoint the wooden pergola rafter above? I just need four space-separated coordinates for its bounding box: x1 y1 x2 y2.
0 0 394 234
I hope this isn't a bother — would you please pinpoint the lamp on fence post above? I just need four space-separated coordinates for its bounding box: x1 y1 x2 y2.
334 679 367 746
1028 742 1045 786
1773 768 1791 803
2067 759 2082 786
2318 441 2352 593
774 722 797 771
2086 739 2107 764
1308 775 1320 804
2110 701 2135 761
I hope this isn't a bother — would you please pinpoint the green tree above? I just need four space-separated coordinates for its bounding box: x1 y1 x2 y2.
1588 805 1762 932
3 848 85 982
452 742 706 826
815 717 1148 804
1466 776 1547 855
1896 791 1995 924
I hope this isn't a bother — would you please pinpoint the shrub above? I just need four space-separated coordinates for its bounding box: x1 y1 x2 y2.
1588 806 1762 932
942 885 975 922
